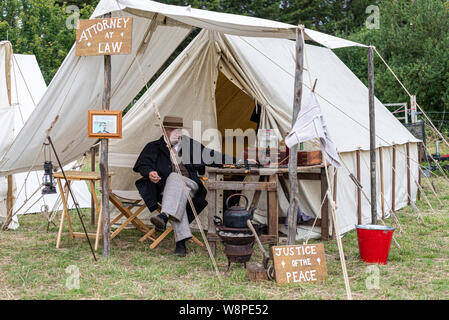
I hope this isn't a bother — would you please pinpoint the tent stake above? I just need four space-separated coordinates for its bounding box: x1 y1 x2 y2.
101 12 112 258
287 25 304 245
368 46 377 225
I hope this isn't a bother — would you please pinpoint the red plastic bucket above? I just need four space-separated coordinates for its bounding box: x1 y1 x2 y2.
356 225 395 265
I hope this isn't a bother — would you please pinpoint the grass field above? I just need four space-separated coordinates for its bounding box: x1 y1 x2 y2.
1 173 448 300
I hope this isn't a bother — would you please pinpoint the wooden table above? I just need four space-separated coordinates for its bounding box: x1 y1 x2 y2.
55 170 114 251
205 165 329 255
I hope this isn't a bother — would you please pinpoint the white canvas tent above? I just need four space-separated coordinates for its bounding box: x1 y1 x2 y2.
0 41 92 229
0 0 420 237
108 30 420 237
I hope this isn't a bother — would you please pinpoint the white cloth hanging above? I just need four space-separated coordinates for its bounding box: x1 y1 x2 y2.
285 91 341 168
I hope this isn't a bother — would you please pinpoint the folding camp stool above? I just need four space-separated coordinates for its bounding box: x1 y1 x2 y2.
108 190 152 240
105 153 152 240
139 175 208 249
138 204 204 249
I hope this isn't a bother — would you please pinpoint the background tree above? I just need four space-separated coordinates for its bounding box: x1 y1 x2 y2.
1 0 447 120
0 0 96 83
336 0 449 118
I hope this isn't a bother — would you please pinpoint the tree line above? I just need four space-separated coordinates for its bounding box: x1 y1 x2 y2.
1 0 448 115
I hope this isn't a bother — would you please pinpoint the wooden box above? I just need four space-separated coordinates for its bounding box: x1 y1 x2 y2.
298 150 322 166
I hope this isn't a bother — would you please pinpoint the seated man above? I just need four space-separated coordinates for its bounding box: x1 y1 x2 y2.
133 116 235 257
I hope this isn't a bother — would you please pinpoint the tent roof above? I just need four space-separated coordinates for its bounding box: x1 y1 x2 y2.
93 0 366 48
0 1 369 175
110 30 419 157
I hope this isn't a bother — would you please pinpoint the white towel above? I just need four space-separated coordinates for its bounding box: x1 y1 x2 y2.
285 92 341 168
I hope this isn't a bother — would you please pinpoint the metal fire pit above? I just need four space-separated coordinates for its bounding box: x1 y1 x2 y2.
214 217 260 270
224 243 254 269
217 230 255 245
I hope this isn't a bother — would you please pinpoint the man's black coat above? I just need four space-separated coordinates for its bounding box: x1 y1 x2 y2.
133 136 234 224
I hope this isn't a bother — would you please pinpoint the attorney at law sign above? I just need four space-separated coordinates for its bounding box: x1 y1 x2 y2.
76 17 133 56
271 244 327 285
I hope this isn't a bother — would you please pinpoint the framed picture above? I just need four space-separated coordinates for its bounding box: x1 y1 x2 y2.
88 110 122 139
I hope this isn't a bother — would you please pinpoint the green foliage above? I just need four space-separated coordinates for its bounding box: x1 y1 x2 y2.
336 0 449 113
1 0 447 116
0 0 97 84
158 0 376 34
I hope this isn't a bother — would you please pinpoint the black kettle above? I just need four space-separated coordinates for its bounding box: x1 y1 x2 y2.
223 194 256 228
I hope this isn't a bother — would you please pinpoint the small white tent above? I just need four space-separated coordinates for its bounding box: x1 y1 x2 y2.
0 41 92 229
0 0 420 237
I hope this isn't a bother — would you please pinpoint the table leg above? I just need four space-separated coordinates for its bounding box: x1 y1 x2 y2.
207 172 217 256
89 180 102 251
321 168 329 241
95 200 102 251
267 174 279 244
56 179 74 247
56 179 65 249
62 180 74 239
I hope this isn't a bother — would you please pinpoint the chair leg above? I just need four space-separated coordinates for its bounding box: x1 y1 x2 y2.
138 228 156 242
190 235 204 247
149 226 173 249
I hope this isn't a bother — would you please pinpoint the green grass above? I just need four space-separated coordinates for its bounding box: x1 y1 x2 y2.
1 175 449 300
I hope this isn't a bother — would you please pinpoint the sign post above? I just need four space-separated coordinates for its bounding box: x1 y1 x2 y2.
287 25 304 245
76 15 132 258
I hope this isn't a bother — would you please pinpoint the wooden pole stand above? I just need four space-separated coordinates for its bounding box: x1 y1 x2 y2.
368 46 377 225
287 25 304 245
101 12 112 258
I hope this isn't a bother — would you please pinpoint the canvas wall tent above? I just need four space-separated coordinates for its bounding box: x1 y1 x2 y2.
107 30 420 237
0 0 419 237
0 41 92 229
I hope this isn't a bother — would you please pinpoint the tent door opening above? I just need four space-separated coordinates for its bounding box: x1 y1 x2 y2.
214 71 260 159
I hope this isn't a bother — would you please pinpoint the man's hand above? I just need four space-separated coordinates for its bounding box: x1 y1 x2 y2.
149 171 161 183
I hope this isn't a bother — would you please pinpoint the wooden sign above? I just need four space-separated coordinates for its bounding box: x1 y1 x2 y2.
88 110 122 139
271 243 327 285
76 18 133 56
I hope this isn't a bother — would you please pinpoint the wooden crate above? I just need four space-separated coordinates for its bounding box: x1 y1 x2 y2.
298 150 322 166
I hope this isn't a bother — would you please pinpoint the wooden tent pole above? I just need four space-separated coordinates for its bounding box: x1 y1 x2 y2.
287 25 304 245
406 142 411 205
101 12 112 258
5 41 14 228
392 145 396 212
356 149 361 225
368 46 377 225
379 147 385 219
418 142 422 201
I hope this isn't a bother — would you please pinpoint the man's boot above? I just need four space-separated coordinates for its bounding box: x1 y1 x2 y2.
150 212 168 232
174 239 187 257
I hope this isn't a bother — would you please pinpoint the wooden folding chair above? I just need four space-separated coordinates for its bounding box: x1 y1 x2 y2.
104 153 153 240
138 176 208 249
138 204 204 249
108 190 152 240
